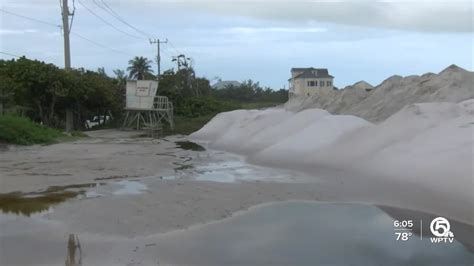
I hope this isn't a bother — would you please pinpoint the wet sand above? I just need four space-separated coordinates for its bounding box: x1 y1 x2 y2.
0 129 472 265
0 129 323 236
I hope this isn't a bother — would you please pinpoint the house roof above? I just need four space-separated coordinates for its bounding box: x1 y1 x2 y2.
289 68 334 80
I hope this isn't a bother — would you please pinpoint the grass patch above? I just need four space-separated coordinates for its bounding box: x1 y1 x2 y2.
162 114 215 136
70 131 88 137
241 102 283 109
148 101 283 138
0 115 63 145
0 191 80 216
56 130 89 143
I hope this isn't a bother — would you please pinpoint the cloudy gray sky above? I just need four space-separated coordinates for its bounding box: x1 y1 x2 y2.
0 0 472 88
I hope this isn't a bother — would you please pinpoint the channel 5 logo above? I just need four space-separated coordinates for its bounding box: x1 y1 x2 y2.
430 217 455 243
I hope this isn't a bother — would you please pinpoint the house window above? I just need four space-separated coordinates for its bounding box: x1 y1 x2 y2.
307 81 315 87
319 81 323 87
327 81 332 86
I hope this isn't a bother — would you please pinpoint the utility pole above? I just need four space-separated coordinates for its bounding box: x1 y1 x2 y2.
61 0 74 132
62 0 71 70
149 38 168 80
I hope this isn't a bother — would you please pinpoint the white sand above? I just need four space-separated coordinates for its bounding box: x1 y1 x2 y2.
191 99 474 224
285 65 474 123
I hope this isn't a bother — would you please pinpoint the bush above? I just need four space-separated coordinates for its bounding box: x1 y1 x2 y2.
0 115 63 145
176 97 241 118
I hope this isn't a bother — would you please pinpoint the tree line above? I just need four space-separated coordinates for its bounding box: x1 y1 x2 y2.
0 57 123 129
0 56 288 129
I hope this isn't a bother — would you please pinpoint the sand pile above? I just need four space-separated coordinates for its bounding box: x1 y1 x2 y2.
190 100 473 224
285 65 474 123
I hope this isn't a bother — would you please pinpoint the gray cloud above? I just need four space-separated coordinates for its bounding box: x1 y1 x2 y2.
134 0 473 32
0 29 38 35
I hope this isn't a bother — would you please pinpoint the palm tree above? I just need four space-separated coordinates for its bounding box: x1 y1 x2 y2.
127 56 154 80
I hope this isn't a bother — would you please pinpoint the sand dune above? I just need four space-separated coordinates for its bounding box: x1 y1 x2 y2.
285 65 474 123
190 65 474 224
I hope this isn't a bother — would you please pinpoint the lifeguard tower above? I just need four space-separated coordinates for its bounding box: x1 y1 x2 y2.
122 80 174 130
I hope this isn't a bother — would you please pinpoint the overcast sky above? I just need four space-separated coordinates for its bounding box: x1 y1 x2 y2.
0 0 472 88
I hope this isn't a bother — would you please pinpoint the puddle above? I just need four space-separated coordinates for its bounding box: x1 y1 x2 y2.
195 171 237 183
0 191 78 216
0 201 472 265
174 141 206 151
192 160 290 183
112 180 148 195
0 183 104 216
160 175 176 180
84 191 104 199
153 202 473 265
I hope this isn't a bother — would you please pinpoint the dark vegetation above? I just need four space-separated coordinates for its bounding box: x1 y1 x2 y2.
0 56 288 143
175 141 206 151
0 115 63 145
212 79 288 103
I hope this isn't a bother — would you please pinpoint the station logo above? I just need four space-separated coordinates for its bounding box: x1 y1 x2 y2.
430 217 455 243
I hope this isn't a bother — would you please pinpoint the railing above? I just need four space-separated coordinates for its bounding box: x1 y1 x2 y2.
153 96 172 111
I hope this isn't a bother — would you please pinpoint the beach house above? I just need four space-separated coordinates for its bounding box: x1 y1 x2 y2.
288 68 334 98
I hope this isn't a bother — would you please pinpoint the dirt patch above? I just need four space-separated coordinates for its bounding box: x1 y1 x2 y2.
175 141 206 151
95 175 130 181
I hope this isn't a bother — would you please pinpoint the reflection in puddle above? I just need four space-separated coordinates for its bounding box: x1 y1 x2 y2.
154 202 473 265
0 191 78 216
65 234 82 266
0 183 105 215
113 180 148 195
0 202 472 265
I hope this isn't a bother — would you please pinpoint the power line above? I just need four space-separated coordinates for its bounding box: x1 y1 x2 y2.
77 0 145 40
1 6 182 63
1 8 132 57
0 51 22 58
166 40 183 55
96 0 176 61
84 0 183 61
99 0 152 39
0 9 61 28
71 32 133 56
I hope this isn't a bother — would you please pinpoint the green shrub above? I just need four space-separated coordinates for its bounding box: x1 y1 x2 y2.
0 115 63 145
176 97 241 118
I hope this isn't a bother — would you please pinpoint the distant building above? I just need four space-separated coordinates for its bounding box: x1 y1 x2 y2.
288 68 334 98
212 80 242 90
